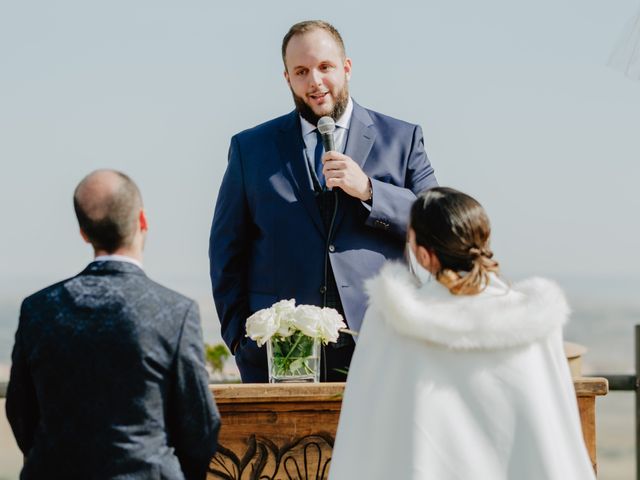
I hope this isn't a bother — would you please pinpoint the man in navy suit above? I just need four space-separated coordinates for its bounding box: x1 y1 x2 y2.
210 20 438 383
6 170 220 479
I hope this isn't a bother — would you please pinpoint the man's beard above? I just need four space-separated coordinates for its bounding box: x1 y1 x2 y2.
291 84 349 126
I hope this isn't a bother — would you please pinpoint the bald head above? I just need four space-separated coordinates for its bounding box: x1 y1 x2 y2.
73 170 143 253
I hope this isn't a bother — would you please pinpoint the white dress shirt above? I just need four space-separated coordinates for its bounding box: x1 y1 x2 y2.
300 97 354 187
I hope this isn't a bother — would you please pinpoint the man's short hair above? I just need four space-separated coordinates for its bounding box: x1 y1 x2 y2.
281 20 346 68
73 170 142 253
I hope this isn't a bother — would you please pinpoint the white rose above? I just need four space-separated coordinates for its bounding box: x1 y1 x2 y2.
272 299 296 337
293 305 323 338
245 307 278 347
318 308 347 344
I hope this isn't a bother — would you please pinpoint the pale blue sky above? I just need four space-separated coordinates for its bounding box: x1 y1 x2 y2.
1 0 639 337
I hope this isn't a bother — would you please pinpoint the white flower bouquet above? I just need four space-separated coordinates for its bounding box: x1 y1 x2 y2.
246 299 347 382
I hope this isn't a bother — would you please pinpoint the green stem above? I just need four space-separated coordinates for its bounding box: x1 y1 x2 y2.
279 333 305 365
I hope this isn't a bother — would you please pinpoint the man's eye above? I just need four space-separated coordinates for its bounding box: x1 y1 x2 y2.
296 70 306 76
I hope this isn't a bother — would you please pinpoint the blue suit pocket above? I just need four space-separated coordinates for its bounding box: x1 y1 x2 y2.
372 174 396 185
238 337 267 369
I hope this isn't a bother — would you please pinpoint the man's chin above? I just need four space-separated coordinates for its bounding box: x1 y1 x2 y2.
292 90 345 125
310 105 334 119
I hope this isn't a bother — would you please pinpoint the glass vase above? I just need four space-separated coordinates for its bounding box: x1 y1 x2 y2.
267 331 320 383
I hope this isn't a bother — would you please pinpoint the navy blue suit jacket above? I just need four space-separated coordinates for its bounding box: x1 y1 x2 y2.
209 102 437 381
6 261 220 480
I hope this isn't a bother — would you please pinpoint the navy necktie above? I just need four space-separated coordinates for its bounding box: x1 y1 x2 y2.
314 129 324 188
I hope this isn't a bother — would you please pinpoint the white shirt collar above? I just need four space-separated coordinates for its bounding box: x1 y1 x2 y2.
300 97 354 137
93 254 144 270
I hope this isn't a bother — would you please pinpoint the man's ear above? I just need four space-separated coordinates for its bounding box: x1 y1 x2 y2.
139 209 148 232
79 228 90 244
344 57 352 80
284 69 291 86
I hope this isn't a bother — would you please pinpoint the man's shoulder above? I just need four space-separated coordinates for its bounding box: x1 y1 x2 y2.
22 276 77 311
22 269 195 314
96 272 196 313
232 111 296 143
143 277 196 310
359 104 420 132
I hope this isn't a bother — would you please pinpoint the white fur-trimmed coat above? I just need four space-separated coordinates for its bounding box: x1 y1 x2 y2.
329 262 595 480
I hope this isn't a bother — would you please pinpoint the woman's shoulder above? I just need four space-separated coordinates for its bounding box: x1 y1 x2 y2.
365 261 570 351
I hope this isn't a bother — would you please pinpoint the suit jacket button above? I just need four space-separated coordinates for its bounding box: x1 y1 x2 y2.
319 286 327 294
328 245 336 253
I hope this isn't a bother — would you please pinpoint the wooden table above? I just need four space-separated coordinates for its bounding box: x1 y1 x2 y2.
208 378 608 479
575 377 610 474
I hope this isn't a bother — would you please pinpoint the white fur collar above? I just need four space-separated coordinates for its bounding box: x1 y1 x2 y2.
365 262 570 350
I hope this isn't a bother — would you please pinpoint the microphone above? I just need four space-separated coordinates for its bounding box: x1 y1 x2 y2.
317 116 336 152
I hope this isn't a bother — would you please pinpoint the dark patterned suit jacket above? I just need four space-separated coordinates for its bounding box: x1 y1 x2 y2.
6 261 220 480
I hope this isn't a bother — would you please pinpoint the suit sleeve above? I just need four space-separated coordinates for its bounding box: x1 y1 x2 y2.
5 302 40 455
364 125 438 237
209 135 250 351
169 302 221 480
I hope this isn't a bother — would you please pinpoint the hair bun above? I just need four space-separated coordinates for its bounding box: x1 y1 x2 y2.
469 246 493 259
411 187 500 296
468 247 482 258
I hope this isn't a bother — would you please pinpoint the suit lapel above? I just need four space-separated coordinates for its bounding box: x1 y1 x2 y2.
276 111 325 236
344 102 376 171
336 102 377 230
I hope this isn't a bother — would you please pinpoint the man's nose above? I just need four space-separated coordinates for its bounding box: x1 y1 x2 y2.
309 68 323 86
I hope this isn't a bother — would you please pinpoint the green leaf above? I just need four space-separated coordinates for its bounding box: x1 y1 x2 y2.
204 343 231 374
